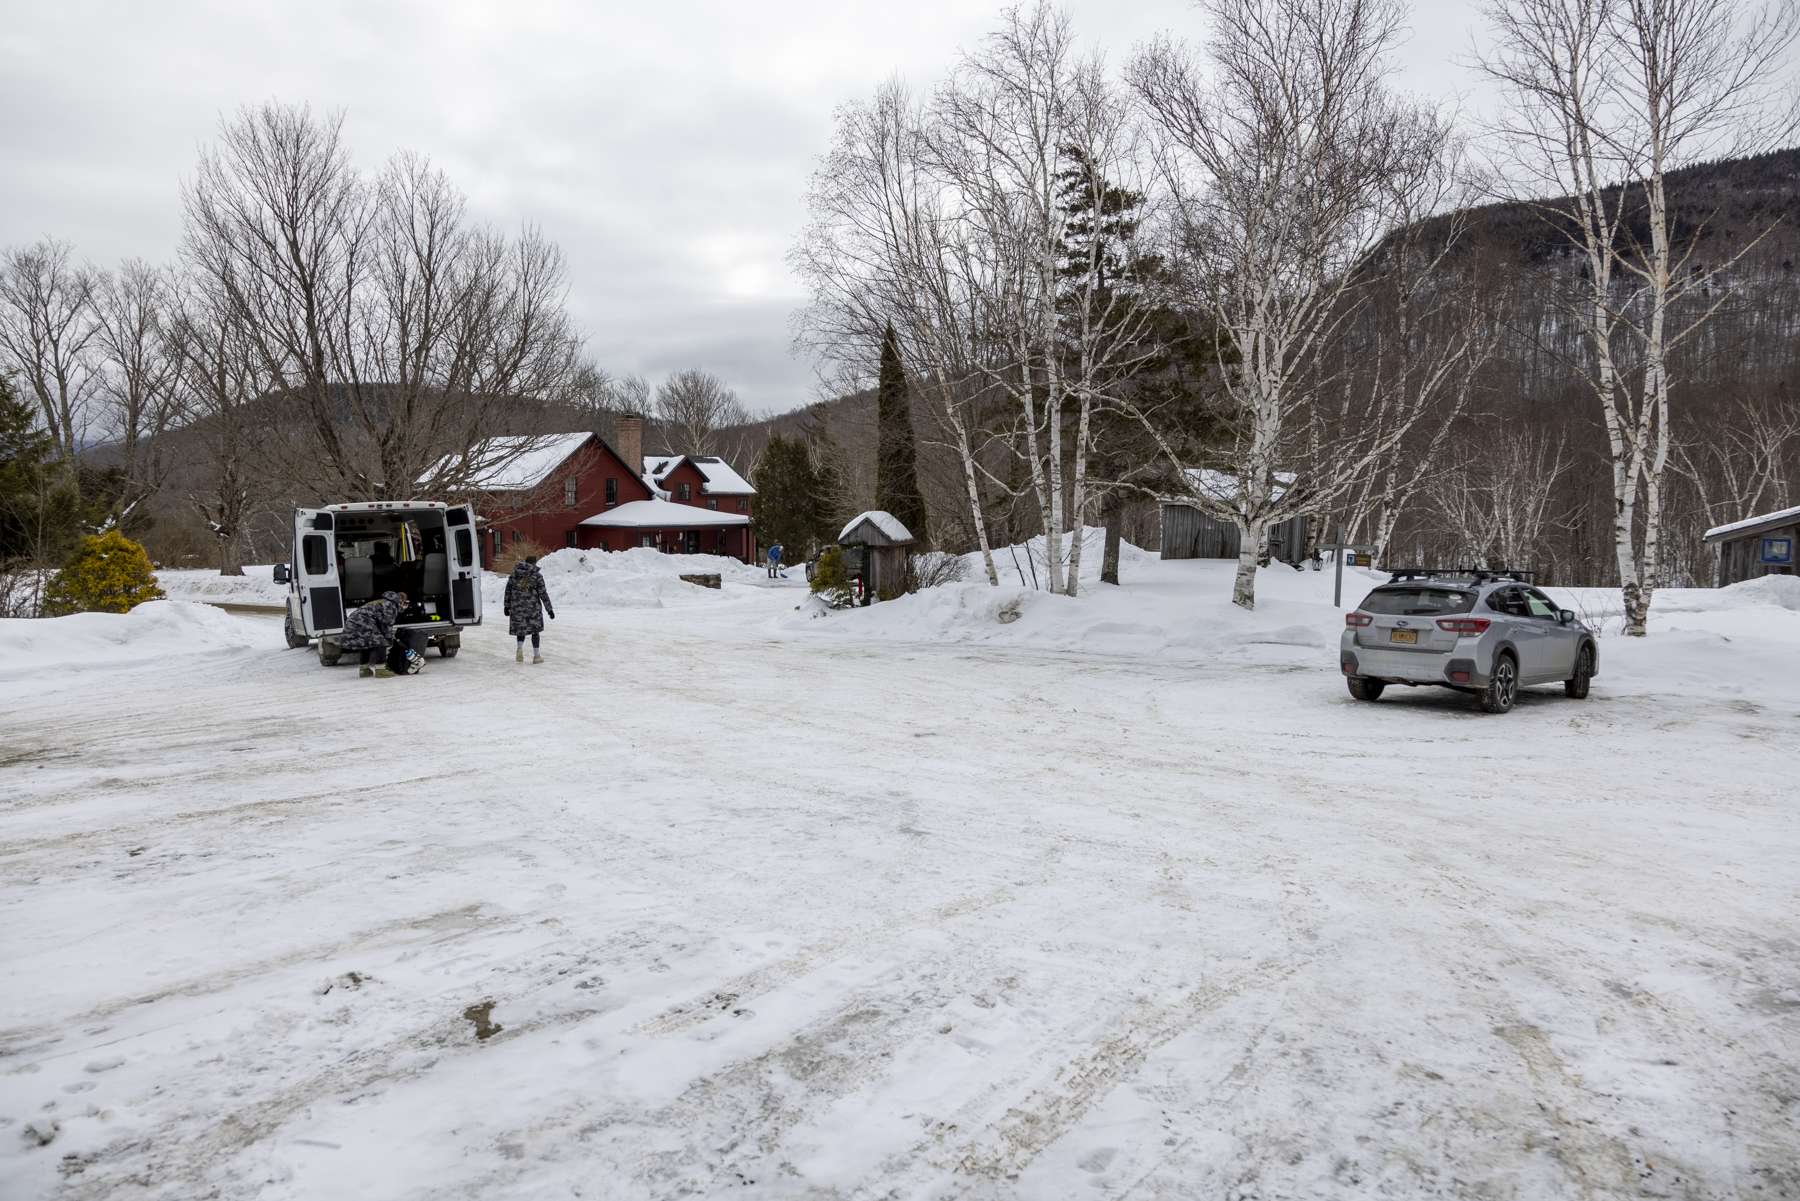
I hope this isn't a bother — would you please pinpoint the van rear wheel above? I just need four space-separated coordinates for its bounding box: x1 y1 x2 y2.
283 616 310 649
438 643 458 658
318 641 341 667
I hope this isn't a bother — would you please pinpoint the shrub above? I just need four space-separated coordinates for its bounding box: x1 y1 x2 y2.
910 550 968 590
809 544 855 608
43 530 165 616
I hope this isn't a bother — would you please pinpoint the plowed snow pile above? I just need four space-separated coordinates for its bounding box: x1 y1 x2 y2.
487 547 764 610
0 599 266 679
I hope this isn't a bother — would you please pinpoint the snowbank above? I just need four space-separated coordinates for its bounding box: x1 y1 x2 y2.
156 565 286 607
791 535 1800 691
0 599 268 678
490 547 764 611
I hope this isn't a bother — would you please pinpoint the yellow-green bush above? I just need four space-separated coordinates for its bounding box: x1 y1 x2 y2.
44 530 164 616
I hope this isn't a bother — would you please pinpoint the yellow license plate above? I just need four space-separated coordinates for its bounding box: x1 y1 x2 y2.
1389 629 1419 645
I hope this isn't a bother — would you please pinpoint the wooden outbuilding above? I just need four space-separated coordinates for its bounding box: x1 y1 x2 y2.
1158 468 1311 566
1703 504 1798 585
837 511 915 603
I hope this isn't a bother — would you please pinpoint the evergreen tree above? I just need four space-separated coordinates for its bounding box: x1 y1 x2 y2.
874 324 928 544
0 373 80 566
751 433 827 560
808 544 854 608
801 410 850 540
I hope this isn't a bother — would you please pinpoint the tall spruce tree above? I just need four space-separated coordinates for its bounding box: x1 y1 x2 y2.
752 433 834 560
0 372 79 566
875 324 928 544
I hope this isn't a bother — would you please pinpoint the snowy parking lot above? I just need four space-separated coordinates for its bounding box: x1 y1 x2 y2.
3 553 1798 1199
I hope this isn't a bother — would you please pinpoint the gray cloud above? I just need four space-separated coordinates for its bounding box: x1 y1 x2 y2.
1 0 1490 415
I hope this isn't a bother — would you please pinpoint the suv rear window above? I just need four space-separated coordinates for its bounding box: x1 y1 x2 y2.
1358 587 1476 616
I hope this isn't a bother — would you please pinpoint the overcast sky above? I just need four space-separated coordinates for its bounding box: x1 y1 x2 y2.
1 0 1495 415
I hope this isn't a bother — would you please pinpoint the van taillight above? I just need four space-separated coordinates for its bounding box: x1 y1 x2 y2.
1436 618 1491 635
1345 612 1372 627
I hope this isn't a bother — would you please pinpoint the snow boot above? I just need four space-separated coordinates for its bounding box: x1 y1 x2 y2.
359 666 374 678
373 667 396 678
516 646 524 663
532 652 544 664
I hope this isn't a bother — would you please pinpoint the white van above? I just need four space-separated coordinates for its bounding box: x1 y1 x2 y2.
273 501 484 666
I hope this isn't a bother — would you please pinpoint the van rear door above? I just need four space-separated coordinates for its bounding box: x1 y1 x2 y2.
445 504 483 625
293 508 345 635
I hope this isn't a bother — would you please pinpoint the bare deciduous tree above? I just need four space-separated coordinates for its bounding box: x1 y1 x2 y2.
1427 428 1574 569
0 237 101 463
1479 0 1800 633
183 103 586 500
90 260 182 523
1131 0 1458 608
652 368 750 456
169 275 271 577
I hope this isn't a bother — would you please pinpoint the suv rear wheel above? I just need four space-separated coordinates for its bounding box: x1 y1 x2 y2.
1564 645 1594 699
1477 653 1517 714
1347 676 1385 702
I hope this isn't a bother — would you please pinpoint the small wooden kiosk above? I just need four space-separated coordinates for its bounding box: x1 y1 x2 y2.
837 511 915 604
1703 504 1798 585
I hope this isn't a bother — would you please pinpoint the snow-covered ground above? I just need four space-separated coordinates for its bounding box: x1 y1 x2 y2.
4 548 1798 1200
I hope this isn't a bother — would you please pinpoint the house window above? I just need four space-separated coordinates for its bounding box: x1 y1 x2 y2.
605 477 617 505
736 498 747 513
512 529 522 543
565 530 577 547
564 478 578 507
678 482 692 501
640 534 655 548
707 499 718 510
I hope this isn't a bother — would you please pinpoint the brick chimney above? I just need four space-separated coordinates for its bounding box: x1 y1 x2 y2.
614 412 644 479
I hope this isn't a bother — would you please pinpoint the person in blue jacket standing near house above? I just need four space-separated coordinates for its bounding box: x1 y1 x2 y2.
767 542 784 579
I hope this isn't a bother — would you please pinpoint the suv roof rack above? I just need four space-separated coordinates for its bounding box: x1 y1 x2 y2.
1382 566 1538 585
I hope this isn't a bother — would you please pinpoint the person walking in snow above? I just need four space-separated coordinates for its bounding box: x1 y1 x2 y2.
503 555 554 663
767 542 784 579
339 590 410 678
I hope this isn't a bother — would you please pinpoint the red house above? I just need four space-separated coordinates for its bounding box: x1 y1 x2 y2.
456 416 756 566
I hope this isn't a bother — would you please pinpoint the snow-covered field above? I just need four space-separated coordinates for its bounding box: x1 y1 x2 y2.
4 548 1798 1200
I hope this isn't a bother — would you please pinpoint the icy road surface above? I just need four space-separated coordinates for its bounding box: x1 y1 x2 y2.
2 576 1797 1200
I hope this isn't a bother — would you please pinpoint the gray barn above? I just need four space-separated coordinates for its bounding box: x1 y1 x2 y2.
1159 502 1311 566
1703 504 1798 585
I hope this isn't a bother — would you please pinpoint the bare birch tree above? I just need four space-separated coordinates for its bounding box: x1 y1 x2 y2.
1131 0 1458 608
183 103 585 500
1480 0 1800 633
1427 429 1574 569
0 238 101 463
793 79 1007 587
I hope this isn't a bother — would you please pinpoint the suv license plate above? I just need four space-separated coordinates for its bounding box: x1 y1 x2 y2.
1389 629 1419 645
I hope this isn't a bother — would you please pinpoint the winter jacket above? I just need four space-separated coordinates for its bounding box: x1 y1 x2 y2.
768 544 783 563
503 561 553 637
338 591 406 651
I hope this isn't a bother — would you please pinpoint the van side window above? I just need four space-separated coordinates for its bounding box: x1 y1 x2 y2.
303 534 328 576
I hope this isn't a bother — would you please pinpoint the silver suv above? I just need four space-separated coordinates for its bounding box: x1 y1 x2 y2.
1339 570 1598 713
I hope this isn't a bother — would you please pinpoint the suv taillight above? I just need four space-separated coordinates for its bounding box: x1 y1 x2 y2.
1345 612 1372 627
1436 618 1491 635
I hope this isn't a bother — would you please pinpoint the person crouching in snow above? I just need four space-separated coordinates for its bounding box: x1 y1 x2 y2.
339 590 409 678
504 555 554 663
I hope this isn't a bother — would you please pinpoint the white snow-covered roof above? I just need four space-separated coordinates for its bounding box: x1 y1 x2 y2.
1172 468 1297 507
1704 503 1800 541
579 499 751 529
839 510 914 544
426 433 592 491
642 454 756 496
